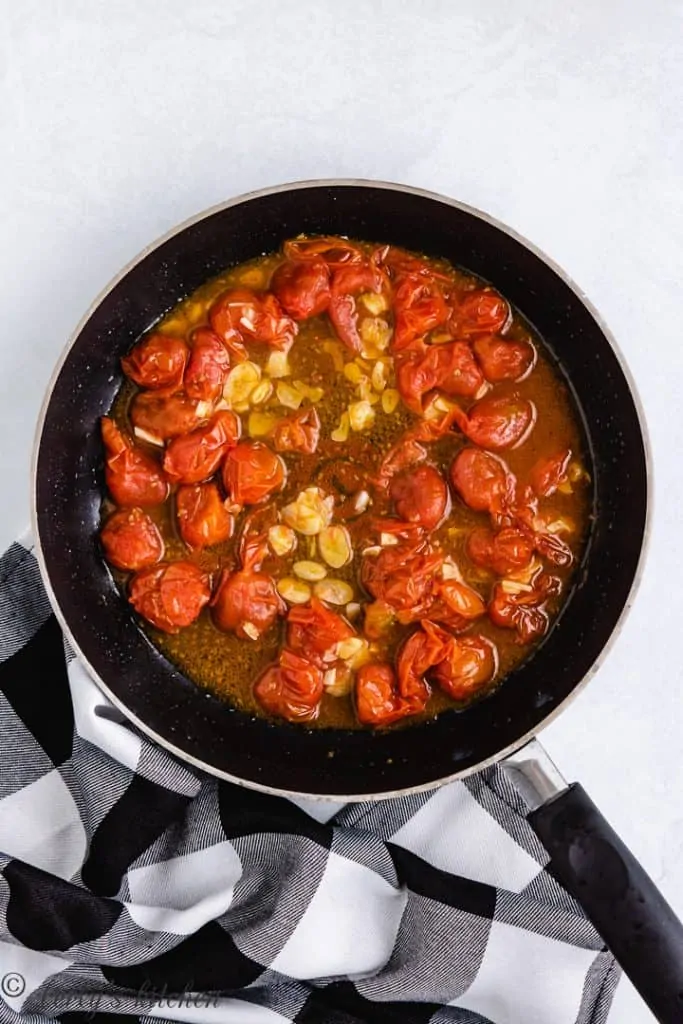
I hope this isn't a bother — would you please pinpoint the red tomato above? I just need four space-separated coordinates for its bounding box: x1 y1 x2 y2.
163 411 241 485
254 648 324 723
101 417 169 507
121 333 188 391
450 289 511 338
390 464 449 529
450 448 516 514
328 261 387 352
270 259 331 319
437 341 486 399
356 662 418 727
439 580 486 620
382 247 452 282
176 482 235 549
396 620 452 706
395 341 484 414
283 236 363 268
466 526 534 575
130 391 208 442
210 289 297 351
362 543 442 620
100 507 164 571
473 335 535 383
128 561 210 633
433 635 498 699
462 394 536 450
392 274 450 352
222 442 285 505
271 407 321 454
532 529 574 568
184 328 231 402
287 597 355 668
529 449 572 498
211 567 285 640
375 438 427 491
489 572 562 643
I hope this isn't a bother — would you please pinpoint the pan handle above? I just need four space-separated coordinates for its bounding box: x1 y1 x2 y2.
503 741 683 1024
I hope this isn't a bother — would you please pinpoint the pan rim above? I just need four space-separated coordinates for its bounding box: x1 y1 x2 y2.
30 177 653 802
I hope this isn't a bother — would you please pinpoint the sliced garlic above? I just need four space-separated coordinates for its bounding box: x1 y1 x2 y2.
281 487 334 536
440 558 465 582
266 350 292 378
348 400 376 432
250 380 274 405
323 663 354 697
343 363 364 385
276 381 304 410
248 410 279 437
345 602 362 621
196 400 215 419
133 426 164 447
268 524 296 556
242 621 260 641
544 516 575 535
318 525 352 569
380 533 400 547
293 560 328 582
277 577 312 604
331 411 350 443
500 579 534 595
360 292 389 315
223 362 261 410
381 389 400 414
362 545 382 557
358 378 380 404
322 340 345 372
371 361 387 392
314 579 354 605
334 636 370 669
359 317 392 354
352 490 371 514
294 381 324 402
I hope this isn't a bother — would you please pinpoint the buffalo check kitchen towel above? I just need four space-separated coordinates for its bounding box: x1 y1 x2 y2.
0 534 620 1024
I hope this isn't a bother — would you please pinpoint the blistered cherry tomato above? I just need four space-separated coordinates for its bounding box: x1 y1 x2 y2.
529 449 572 498
210 288 297 351
462 394 536 450
163 411 241 485
254 648 324 722
184 328 231 402
450 448 515 514
473 335 535 383
362 543 441 620
212 566 285 640
271 407 320 455
328 261 387 353
101 417 169 507
121 333 188 391
130 391 208 442
222 442 285 505
392 274 450 351
450 289 511 338
390 464 449 530
466 526 534 575
375 438 427 491
128 561 210 633
395 341 484 414
270 259 331 319
287 597 355 668
356 663 417 727
433 635 498 699
396 620 452 706
176 482 235 549
283 236 363 268
438 580 486 620
489 572 562 643
100 507 164 571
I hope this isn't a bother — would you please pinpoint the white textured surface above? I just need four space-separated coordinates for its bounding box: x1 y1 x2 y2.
1 3 681 1020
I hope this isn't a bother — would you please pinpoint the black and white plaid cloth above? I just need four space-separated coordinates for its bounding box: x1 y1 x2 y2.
0 534 620 1024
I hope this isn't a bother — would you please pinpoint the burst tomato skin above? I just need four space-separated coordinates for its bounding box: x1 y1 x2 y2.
473 335 535 383
130 391 208 442
529 449 572 498
222 442 286 505
272 407 321 454
450 447 515 514
176 482 235 549
128 561 210 633
287 597 355 668
466 526 535 576
121 333 188 390
184 328 231 402
211 567 285 640
210 288 297 351
163 411 241 485
433 635 498 699
100 507 164 571
270 259 331 319
449 289 511 338
390 464 449 530
254 648 324 722
101 417 169 507
356 662 417 727
462 394 536 451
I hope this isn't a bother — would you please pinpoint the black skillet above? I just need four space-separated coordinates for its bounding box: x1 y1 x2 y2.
32 181 682 1021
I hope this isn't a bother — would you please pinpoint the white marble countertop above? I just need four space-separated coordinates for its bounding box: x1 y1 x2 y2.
2 3 681 1020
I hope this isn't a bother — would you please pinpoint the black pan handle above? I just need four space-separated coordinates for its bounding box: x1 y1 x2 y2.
528 782 683 1024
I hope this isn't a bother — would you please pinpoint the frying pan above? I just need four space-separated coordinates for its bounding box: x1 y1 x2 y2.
31 180 681 1021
